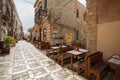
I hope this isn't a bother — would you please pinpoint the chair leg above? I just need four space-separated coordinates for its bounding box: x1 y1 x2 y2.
96 73 100 80
77 67 80 75
88 72 91 80
61 60 64 66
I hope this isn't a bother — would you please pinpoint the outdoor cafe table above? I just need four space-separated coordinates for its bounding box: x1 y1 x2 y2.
67 49 88 70
107 54 120 80
51 45 67 50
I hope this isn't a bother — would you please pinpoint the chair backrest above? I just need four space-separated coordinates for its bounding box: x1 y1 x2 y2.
46 42 50 49
80 51 103 77
58 47 73 55
87 51 103 69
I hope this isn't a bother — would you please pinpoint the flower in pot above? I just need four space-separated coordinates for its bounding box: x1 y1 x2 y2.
3 36 13 53
72 40 80 49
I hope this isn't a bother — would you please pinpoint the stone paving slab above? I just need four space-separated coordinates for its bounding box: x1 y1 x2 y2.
12 71 30 80
35 74 54 80
0 41 87 80
31 67 47 77
12 65 27 73
13 60 25 66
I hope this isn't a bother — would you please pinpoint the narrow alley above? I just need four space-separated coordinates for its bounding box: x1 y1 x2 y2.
0 41 87 80
0 0 120 80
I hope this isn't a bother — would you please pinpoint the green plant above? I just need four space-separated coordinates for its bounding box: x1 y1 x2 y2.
3 36 13 45
72 40 80 44
71 40 81 48
75 40 80 44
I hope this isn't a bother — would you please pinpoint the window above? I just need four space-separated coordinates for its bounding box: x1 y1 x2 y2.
76 30 79 40
76 9 79 18
83 12 86 21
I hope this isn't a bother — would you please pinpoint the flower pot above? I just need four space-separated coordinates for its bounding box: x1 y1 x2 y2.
2 47 10 53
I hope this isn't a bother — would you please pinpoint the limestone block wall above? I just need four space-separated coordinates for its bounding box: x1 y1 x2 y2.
86 0 97 52
42 20 51 42
34 0 86 45
86 0 120 59
54 0 86 42
51 23 76 45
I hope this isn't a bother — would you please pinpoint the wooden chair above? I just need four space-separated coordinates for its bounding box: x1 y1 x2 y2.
46 43 52 56
77 51 97 77
39 41 49 50
77 54 88 77
77 51 109 79
87 51 109 80
46 43 55 56
33 41 39 48
46 44 58 60
57 47 73 66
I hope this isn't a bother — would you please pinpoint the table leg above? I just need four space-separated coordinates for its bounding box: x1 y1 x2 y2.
53 49 54 59
70 54 73 70
115 67 120 80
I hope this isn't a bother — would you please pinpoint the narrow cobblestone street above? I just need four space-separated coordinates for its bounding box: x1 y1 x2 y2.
0 41 87 80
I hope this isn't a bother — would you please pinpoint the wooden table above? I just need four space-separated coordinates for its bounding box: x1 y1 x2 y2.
107 54 120 80
111 54 120 60
67 49 88 70
51 45 67 50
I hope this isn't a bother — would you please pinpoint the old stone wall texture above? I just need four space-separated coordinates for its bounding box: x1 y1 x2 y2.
53 0 86 44
97 0 120 24
86 0 97 52
86 0 120 59
34 0 86 45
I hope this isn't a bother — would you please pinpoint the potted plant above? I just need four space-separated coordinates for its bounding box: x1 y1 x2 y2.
72 40 81 48
3 36 13 53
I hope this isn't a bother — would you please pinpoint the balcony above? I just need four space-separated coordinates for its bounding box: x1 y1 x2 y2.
34 8 47 23
2 13 10 21
2 6 11 21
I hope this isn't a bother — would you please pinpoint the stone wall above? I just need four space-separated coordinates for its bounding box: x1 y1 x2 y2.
97 0 120 24
34 0 86 45
86 0 120 59
53 0 86 44
86 0 97 52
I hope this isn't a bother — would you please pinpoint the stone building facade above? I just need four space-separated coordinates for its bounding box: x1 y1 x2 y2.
86 0 120 59
0 0 23 41
12 5 23 40
33 0 86 45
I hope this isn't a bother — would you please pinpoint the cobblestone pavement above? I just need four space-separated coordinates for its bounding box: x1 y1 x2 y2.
0 41 87 80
